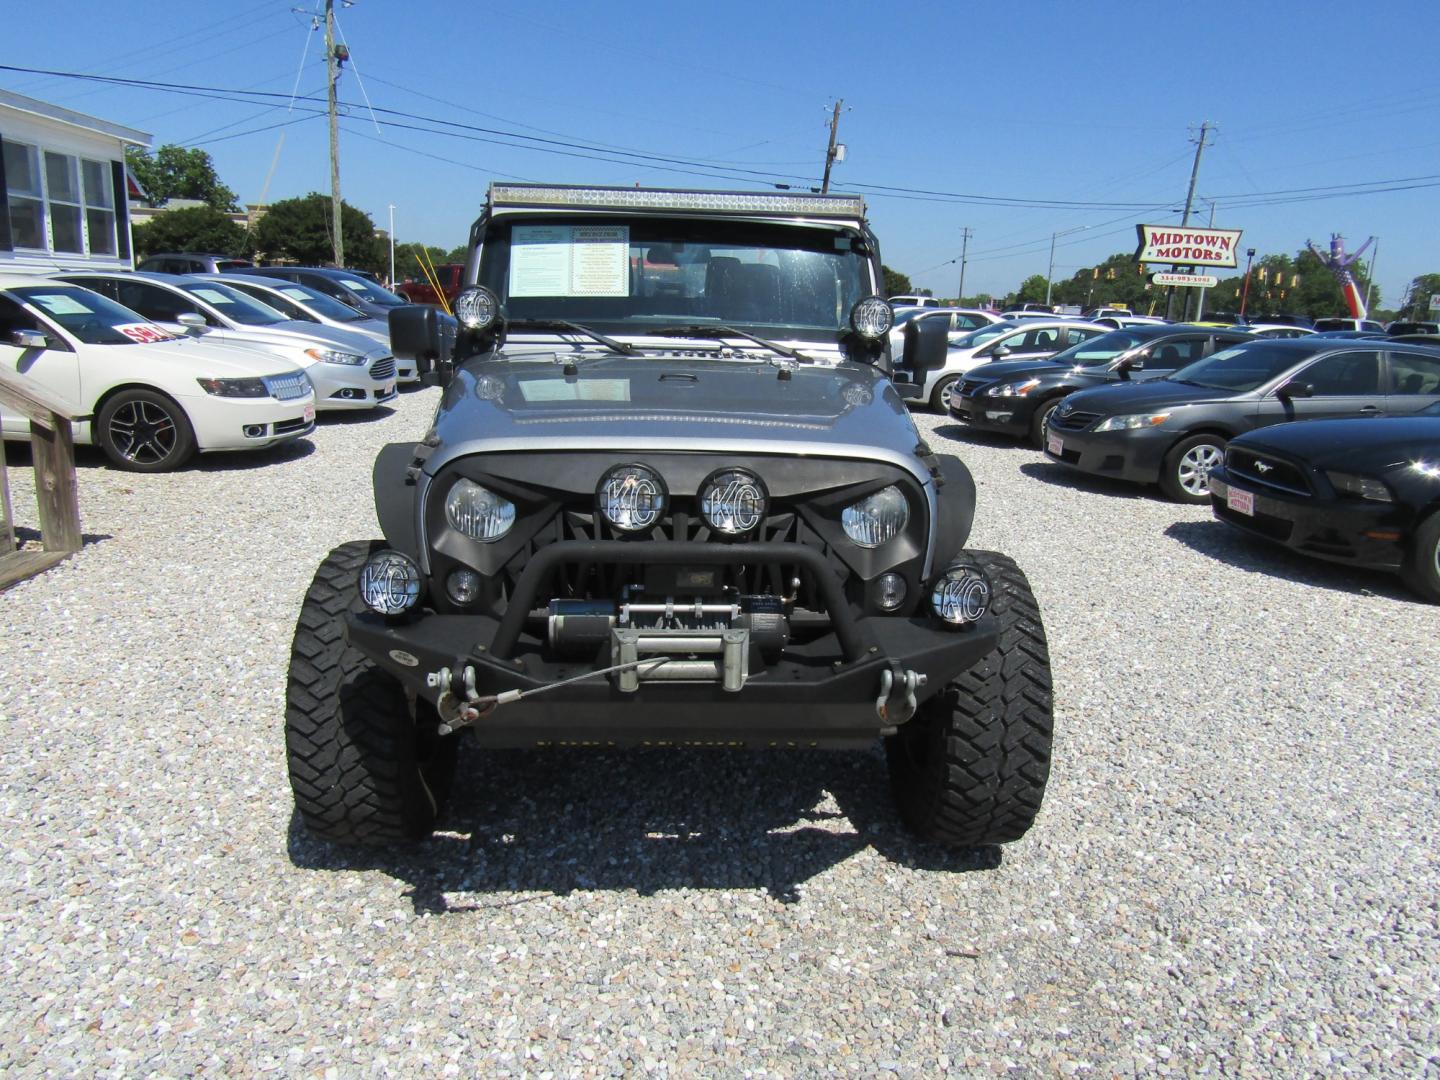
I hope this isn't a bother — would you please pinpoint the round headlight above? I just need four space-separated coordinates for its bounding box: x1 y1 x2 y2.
930 565 991 626
849 296 894 339
454 286 500 331
841 485 909 548
445 478 515 542
597 464 666 533
446 567 482 605
359 549 422 616
876 571 907 611
700 469 767 535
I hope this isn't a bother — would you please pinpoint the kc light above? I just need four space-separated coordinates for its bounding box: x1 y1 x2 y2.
930 564 991 626
700 469 767 535
841 485 908 548
1326 470 1393 502
985 378 1041 397
454 286 501 331
445 478 516 541
598 464 666 532
304 346 367 366
849 296 894 339
359 549 422 616
1093 411 1170 432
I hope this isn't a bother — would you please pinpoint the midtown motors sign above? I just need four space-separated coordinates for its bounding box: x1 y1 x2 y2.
1135 225 1244 268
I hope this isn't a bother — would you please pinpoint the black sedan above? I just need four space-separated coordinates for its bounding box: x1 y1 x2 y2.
1207 403 1440 602
1042 338 1440 502
950 325 1251 447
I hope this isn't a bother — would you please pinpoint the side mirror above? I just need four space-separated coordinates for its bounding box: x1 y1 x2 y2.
901 313 950 372
1114 356 1137 379
11 329 48 350
990 344 1012 358
390 304 456 386
176 313 207 335
1276 379 1313 399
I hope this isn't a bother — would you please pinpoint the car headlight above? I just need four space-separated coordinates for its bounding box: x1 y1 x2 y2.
445 478 516 541
454 286 501 331
597 464 666 533
984 378 1041 397
358 549 422 616
930 564 991 626
849 296 894 339
1325 470 1393 502
195 376 268 398
1093 411 1170 432
700 469 767 535
842 485 908 548
304 347 368 366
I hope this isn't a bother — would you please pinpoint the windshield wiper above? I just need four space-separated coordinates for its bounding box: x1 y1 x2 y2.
508 318 635 355
643 324 813 363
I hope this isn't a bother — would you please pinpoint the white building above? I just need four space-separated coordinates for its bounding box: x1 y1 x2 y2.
0 89 150 275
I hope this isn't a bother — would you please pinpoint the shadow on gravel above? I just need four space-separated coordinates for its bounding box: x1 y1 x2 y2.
1017 460 1150 499
929 423 1035 451
1164 519 1415 601
286 747 1001 909
4 439 316 472
315 405 398 426
12 525 112 548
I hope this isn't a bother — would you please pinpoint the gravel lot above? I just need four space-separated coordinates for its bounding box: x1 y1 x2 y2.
2 387 1437 1076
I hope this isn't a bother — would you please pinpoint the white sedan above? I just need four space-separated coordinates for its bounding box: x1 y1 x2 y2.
0 278 315 472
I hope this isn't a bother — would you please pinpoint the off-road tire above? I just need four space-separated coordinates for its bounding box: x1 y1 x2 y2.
931 374 959 414
885 551 1053 847
1160 432 1227 504
1401 509 1440 604
1030 396 1063 449
285 540 457 844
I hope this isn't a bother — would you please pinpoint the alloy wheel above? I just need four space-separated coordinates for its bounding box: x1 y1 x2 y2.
107 400 178 465
1177 442 1223 497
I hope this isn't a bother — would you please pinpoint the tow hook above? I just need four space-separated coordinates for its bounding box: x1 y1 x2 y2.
875 663 926 725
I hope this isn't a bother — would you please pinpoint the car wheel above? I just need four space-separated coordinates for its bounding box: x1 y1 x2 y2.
1161 433 1226 504
285 540 458 845
931 375 959 413
884 551 1053 848
1401 510 1440 604
95 388 196 472
1030 397 1063 449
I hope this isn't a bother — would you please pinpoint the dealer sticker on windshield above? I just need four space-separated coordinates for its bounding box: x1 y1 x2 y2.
1046 434 1063 456
1227 487 1255 516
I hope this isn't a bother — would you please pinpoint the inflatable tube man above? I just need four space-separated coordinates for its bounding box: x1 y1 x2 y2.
1306 233 1375 319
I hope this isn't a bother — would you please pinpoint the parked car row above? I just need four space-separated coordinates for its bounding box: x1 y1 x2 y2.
0 264 429 472
938 331 1440 601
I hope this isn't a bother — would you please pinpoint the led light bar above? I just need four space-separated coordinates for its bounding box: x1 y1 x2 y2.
489 183 866 219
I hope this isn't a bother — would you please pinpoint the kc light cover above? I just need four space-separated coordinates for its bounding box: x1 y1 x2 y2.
598 464 666 532
700 470 767 535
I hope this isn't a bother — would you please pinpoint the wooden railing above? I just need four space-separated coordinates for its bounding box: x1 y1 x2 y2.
0 366 85 590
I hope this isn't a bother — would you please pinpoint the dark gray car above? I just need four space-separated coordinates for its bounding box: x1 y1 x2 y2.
1042 338 1440 502
234 266 409 320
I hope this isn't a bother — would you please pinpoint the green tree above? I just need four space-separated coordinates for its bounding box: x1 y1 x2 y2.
1398 273 1440 320
253 194 382 272
1013 274 1050 306
125 145 239 211
132 206 248 260
882 265 912 297
392 242 451 283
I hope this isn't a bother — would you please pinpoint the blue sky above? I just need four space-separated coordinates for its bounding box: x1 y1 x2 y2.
6 0 1438 307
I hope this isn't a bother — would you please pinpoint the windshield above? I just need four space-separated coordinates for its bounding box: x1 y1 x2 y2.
893 308 927 327
1047 330 1146 368
13 286 174 345
177 281 287 326
953 323 1013 349
1168 342 1317 392
332 274 407 306
478 215 867 339
272 283 369 322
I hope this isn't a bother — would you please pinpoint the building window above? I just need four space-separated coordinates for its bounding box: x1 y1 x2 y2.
82 158 116 256
3 140 47 249
45 151 84 253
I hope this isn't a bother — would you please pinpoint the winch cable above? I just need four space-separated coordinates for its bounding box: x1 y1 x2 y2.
440 655 676 733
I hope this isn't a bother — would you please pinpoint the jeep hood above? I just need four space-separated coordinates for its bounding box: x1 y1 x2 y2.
423 353 927 478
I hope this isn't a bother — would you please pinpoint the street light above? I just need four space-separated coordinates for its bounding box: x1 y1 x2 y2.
1238 247 1257 318
1045 225 1088 307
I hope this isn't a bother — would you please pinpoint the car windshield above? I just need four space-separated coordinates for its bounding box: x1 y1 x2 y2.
477 215 868 340
953 323 1013 349
1167 342 1318 392
1048 330 1146 368
332 275 407 306
893 309 927 327
176 280 287 325
272 283 369 322
12 285 173 346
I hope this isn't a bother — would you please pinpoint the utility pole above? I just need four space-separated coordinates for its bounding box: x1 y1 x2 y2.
956 227 972 302
1166 120 1213 321
821 100 843 194
387 203 396 287
325 0 344 268
1193 200 1216 321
